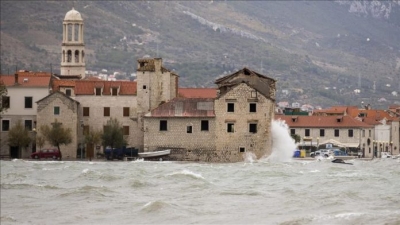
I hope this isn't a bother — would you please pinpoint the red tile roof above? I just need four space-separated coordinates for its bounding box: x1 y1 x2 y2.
1 72 51 87
274 115 373 128
147 98 215 117
178 88 217 98
52 79 76 91
74 80 137 95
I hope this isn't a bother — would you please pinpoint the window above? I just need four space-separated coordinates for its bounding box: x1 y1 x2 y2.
251 91 257 98
348 129 353 137
249 103 257 112
334 129 339 137
25 120 33 131
249 123 257 133
123 126 129 135
66 89 71 96
2 96 10 109
305 129 310 137
2 120 10 131
54 106 60 115
362 130 365 137
227 123 234 133
187 125 192 133
104 107 110 117
112 88 118 96
123 107 130 117
201 120 209 131
320 129 325 137
290 129 295 135
227 103 235 112
368 130 371 137
25 97 33 108
83 125 89 135
160 120 168 131
95 88 102 96
83 107 90 117
143 85 147 90
239 147 246 153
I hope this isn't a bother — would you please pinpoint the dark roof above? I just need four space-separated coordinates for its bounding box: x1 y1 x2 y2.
215 67 276 100
146 98 215 118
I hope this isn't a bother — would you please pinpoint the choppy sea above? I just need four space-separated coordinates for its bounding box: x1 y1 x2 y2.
1 157 400 225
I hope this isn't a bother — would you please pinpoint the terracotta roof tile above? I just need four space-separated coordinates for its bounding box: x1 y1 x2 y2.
1 72 51 87
52 80 76 91
178 88 217 98
274 115 373 128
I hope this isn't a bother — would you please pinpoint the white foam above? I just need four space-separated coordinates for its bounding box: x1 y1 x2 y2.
265 119 297 162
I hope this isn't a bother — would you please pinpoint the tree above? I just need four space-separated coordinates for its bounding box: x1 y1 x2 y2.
101 118 126 158
8 120 31 155
36 135 45 151
291 133 301 143
41 119 72 154
84 129 102 160
0 79 8 115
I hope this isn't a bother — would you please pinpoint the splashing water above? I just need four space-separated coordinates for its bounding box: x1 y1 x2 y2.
265 119 297 162
243 152 257 163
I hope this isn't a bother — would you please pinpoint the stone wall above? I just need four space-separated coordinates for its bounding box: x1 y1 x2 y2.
143 117 216 155
214 83 274 162
75 95 143 151
37 92 79 159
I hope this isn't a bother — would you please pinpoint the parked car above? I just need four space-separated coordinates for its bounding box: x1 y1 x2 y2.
31 148 62 160
310 149 334 158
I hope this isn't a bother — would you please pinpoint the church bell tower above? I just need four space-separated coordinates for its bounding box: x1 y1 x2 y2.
60 7 85 78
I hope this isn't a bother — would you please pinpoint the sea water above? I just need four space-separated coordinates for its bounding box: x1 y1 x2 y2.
1 121 400 225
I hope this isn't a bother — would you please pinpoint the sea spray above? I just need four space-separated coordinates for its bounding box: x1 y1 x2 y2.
265 119 297 162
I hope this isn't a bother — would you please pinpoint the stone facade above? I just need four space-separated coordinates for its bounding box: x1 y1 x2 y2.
142 68 276 162
76 95 142 152
36 92 79 159
214 83 274 162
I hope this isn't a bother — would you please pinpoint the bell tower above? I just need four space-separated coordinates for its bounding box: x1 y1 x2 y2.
60 8 85 78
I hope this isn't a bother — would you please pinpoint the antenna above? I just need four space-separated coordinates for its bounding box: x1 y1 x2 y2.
358 73 361 89
156 43 159 57
50 63 53 75
15 65 17 73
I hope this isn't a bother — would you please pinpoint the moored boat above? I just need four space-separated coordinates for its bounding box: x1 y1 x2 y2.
138 149 171 158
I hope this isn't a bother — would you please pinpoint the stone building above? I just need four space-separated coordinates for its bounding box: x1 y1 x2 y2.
36 92 80 159
143 68 277 162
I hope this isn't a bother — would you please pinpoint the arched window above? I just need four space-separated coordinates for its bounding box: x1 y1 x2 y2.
82 50 85 63
75 50 79 63
67 24 73 42
62 50 65 62
67 50 72 62
74 23 79 41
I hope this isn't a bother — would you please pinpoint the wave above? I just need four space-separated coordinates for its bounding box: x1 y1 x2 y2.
141 200 172 213
167 169 205 180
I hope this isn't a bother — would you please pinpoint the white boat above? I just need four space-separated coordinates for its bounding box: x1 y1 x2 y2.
138 149 171 158
381 152 396 159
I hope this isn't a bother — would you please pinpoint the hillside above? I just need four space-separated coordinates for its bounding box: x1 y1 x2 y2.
1 1 400 109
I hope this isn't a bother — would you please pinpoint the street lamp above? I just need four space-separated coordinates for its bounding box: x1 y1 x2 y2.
390 141 393 155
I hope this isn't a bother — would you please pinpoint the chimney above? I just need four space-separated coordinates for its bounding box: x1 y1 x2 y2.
14 73 18 84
